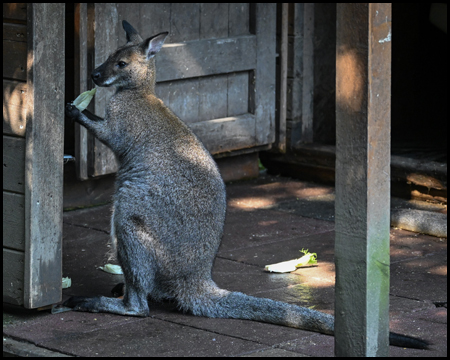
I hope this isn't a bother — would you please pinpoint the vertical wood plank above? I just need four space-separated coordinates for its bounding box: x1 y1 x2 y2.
3 249 25 305
301 3 314 143
227 72 248 116
3 136 25 193
199 76 227 121
288 3 304 147
165 4 200 127
228 2 250 118
140 3 171 37
3 80 28 137
90 4 119 177
155 81 172 108
200 3 228 39
25 3 65 308
229 4 250 36
274 3 288 152
3 192 25 251
2 22 27 81
117 3 140 36
164 78 199 124
74 3 89 180
288 4 318 147
170 4 200 42
254 3 276 145
335 3 392 356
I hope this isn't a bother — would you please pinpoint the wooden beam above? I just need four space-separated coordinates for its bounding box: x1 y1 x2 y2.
335 3 392 356
24 3 65 308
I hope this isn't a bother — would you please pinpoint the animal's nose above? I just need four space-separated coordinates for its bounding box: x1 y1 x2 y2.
91 71 101 81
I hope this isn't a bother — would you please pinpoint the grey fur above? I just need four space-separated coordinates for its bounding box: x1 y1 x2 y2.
64 21 428 349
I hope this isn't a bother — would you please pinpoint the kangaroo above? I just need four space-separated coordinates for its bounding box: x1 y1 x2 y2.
64 20 429 349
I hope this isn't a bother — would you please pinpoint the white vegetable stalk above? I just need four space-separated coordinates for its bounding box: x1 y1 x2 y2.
99 264 123 274
72 88 97 112
265 249 317 273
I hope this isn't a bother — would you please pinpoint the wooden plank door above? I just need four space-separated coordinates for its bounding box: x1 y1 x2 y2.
74 3 276 179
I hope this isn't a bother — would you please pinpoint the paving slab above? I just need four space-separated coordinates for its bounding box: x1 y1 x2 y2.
63 223 119 297
3 175 447 357
222 208 334 252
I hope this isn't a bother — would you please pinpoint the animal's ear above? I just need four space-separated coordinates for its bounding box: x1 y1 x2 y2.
122 20 143 44
143 32 169 60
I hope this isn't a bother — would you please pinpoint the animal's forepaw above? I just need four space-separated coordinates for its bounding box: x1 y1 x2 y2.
65 103 81 120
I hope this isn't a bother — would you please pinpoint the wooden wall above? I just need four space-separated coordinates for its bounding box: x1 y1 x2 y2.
3 3 28 306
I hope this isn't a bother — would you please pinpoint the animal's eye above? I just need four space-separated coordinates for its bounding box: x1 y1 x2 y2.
117 61 127 68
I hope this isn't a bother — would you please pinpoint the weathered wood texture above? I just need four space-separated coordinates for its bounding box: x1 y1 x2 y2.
3 3 65 308
273 3 288 152
3 248 25 305
73 3 90 180
24 3 65 308
3 3 27 306
3 128 26 253
3 9 28 137
284 3 316 148
3 80 27 137
3 136 26 193
74 3 276 178
335 3 392 356
300 3 314 144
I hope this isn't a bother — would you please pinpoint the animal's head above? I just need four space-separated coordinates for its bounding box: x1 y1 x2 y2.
91 20 168 90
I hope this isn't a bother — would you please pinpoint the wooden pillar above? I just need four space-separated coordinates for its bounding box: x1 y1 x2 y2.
25 3 65 308
335 3 392 356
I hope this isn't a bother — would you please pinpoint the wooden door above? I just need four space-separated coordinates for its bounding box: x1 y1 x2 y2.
74 3 276 179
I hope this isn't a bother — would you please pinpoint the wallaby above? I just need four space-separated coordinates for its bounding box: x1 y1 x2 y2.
64 20 429 349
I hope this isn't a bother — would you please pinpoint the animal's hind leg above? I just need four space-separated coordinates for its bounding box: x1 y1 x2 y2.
64 214 155 316
64 285 149 316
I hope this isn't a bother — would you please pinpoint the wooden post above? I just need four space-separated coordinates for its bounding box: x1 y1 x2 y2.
335 3 392 356
25 3 65 308
274 3 288 152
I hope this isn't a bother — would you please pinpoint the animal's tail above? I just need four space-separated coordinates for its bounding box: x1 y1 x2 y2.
185 288 430 350
389 332 431 349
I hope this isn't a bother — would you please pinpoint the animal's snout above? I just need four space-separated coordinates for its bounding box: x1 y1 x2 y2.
91 70 101 82
91 66 111 87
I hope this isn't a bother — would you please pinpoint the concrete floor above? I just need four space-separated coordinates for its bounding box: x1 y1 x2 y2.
3 175 447 357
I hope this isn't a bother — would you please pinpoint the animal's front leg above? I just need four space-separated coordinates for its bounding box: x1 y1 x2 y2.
65 103 105 138
65 103 104 123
